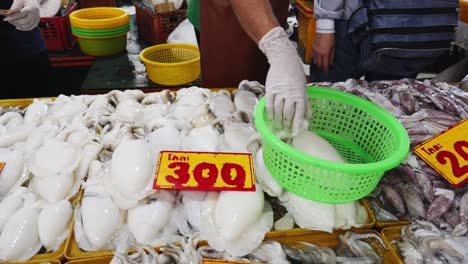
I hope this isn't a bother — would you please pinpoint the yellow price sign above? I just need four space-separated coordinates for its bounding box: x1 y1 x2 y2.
0 162 5 174
153 151 255 191
202 259 263 264
413 118 468 187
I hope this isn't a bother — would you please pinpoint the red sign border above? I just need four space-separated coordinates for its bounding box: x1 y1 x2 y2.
154 150 256 192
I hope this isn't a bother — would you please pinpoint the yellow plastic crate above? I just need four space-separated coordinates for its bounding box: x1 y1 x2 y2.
65 255 113 263
381 225 408 264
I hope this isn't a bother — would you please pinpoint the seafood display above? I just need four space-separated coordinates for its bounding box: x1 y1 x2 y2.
315 79 468 227
0 84 369 262
110 230 388 264
2 78 464 262
389 221 468 264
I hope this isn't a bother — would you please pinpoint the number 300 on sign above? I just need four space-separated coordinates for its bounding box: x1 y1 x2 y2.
153 151 255 192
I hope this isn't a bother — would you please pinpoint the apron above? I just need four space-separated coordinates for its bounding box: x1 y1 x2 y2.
200 0 289 88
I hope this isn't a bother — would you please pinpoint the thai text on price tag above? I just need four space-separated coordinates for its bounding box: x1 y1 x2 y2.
153 151 255 191
0 162 5 174
202 259 263 264
413 118 468 187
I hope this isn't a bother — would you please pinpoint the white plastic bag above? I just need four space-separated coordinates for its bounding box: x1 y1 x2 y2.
167 19 198 47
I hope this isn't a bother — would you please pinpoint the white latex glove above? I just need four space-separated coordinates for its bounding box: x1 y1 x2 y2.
259 27 310 135
4 0 40 31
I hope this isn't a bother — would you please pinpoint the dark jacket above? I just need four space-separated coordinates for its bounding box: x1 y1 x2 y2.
0 0 46 64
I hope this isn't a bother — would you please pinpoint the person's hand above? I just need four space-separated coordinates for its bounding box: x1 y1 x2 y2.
259 27 311 135
4 0 40 31
312 32 335 73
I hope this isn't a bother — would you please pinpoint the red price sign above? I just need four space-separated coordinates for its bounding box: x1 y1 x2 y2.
153 151 255 191
414 118 468 187
202 259 263 264
0 162 5 174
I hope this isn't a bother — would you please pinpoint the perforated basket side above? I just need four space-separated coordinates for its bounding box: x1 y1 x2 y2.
77 33 128 56
140 44 200 85
254 86 410 203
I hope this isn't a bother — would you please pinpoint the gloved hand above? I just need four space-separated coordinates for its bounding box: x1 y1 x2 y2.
259 26 310 135
3 0 40 31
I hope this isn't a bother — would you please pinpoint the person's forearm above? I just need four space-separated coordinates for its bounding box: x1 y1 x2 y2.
230 0 279 44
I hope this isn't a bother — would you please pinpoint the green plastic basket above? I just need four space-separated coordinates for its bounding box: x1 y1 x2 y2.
71 23 130 37
254 86 410 203
75 32 128 56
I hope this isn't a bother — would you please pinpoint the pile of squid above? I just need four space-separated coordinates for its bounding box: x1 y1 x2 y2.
110 228 386 264
316 78 468 147
392 220 468 263
315 79 468 230
0 81 367 262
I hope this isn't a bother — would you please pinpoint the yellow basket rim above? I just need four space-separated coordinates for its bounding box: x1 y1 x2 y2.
139 43 200 67
70 7 129 28
73 31 129 40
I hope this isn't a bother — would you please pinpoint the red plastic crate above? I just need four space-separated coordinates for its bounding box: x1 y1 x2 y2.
135 3 187 44
78 0 116 8
39 3 78 52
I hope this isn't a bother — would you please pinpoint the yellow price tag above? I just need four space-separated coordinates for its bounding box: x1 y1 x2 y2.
202 259 263 264
0 162 5 174
154 151 255 191
413 118 468 187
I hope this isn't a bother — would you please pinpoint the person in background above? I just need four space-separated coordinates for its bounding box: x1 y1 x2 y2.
1 0 50 99
310 0 361 82
187 0 310 135
311 0 458 82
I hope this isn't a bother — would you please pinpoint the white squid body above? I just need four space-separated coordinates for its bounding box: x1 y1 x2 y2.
77 185 122 251
233 89 258 123
0 148 26 197
77 142 102 181
0 208 41 262
83 94 114 126
143 102 171 126
110 139 155 209
23 99 50 126
335 201 368 229
291 130 345 163
0 191 24 232
177 191 207 236
200 186 273 257
279 191 335 233
174 87 212 106
111 94 145 125
29 138 81 202
38 200 73 252
23 121 60 154
45 98 87 125
127 191 176 245
209 90 235 119
169 87 212 122
147 126 181 155
30 172 78 203
219 122 257 153
180 125 220 151
254 148 283 197
0 124 33 148
0 112 23 130
56 119 94 148
29 138 80 178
